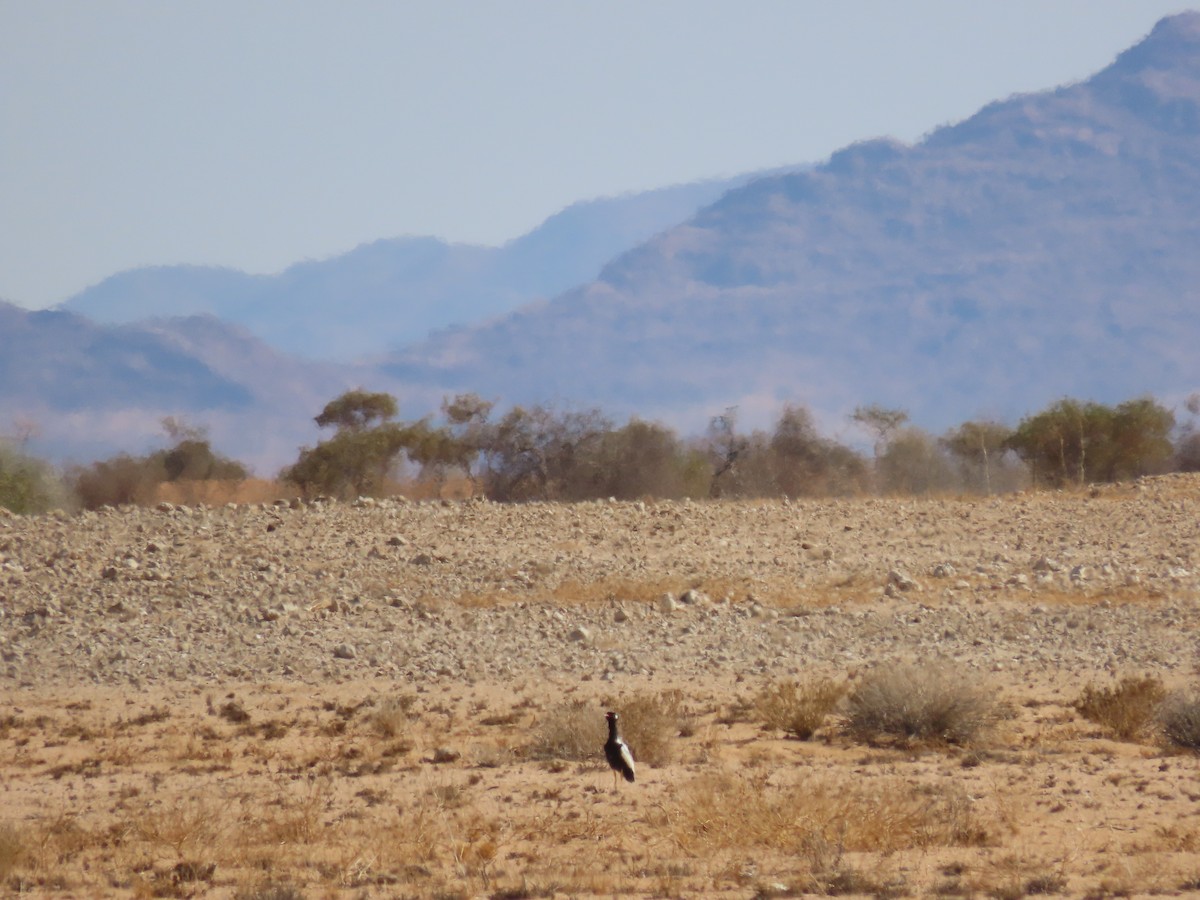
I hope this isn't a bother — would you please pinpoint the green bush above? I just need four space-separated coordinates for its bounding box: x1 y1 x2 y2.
68 421 248 510
0 442 68 514
69 453 165 509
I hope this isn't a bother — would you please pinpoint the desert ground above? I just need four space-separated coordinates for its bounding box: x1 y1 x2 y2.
1 474 1199 898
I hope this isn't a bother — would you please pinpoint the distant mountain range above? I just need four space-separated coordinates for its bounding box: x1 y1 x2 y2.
6 12 1200 473
60 175 765 360
383 11 1200 432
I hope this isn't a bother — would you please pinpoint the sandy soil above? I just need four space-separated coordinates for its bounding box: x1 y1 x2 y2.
1 475 1199 897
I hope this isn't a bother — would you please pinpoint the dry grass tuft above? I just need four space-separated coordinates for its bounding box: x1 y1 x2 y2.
527 700 603 762
371 692 418 739
527 691 685 767
664 770 992 861
1160 689 1200 752
754 677 846 739
1073 674 1166 740
0 823 26 883
844 662 995 746
607 690 688 767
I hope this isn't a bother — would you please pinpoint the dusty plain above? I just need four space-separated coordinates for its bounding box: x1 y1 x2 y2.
1 474 1199 898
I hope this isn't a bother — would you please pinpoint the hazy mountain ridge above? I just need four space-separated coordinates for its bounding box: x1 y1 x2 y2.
61 176 760 360
0 301 366 469
383 12 1200 433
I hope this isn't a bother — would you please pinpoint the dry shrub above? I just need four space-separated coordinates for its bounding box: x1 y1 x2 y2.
133 796 225 858
665 770 990 861
528 691 684 767
967 853 1069 899
754 677 846 739
528 700 603 761
371 693 418 739
1073 674 1166 740
845 663 995 746
1160 689 1200 752
608 690 687 767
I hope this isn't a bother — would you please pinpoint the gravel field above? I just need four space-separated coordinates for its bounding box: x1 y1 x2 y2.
2 475 1198 687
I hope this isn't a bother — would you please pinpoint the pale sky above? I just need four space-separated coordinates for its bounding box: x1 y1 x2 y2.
0 1 1190 309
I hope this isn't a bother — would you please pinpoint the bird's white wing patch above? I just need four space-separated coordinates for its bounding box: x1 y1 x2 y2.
619 739 635 771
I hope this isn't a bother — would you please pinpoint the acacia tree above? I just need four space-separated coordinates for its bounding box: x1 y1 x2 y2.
0 440 67 513
1177 393 1200 472
706 407 749 498
942 420 1012 494
770 405 868 497
480 405 612 502
154 418 247 483
1007 397 1174 487
1101 397 1175 480
850 405 909 465
878 427 958 495
283 390 424 498
592 418 708 500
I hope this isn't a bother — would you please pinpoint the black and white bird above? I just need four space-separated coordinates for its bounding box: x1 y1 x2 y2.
603 710 636 788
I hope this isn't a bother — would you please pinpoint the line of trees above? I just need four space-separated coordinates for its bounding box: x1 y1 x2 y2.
278 389 1198 502
0 419 247 514
2 391 1198 514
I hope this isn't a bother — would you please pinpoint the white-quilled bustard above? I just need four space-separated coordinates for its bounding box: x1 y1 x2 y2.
604 711 636 788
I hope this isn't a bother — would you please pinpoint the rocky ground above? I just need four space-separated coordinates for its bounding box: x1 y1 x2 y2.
1 475 1199 897
2 475 1198 687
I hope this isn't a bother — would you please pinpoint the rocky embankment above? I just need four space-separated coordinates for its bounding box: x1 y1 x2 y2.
1 475 1197 688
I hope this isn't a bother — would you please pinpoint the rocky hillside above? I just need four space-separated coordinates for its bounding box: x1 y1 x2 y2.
0 302 363 470
385 13 1200 432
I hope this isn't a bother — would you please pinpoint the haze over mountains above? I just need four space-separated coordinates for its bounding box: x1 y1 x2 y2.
5 12 1200 472
60 176 762 360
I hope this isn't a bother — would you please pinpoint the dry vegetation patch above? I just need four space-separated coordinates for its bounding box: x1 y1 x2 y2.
5 674 1200 896
1073 674 1166 740
527 690 686 768
1159 688 1200 752
844 662 997 746
754 677 846 739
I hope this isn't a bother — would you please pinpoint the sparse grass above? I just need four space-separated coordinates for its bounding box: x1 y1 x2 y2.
664 769 992 860
1160 689 1200 752
1073 674 1166 740
0 823 26 883
232 880 306 900
754 677 846 739
844 662 996 746
13 647 1200 895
